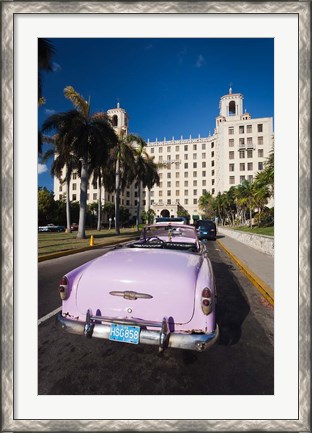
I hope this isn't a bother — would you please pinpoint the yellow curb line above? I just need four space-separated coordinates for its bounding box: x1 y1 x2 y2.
38 236 138 262
216 239 274 306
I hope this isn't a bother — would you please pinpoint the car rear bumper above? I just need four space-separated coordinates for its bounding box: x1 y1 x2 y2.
56 312 219 352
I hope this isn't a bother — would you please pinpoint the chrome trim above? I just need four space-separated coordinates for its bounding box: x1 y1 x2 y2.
109 290 153 300
56 313 219 352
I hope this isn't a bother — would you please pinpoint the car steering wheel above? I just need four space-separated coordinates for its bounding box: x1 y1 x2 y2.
146 236 165 245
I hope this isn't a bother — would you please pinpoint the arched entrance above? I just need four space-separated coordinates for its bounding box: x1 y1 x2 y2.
160 209 170 217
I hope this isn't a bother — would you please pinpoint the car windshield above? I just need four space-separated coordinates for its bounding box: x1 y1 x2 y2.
143 225 197 241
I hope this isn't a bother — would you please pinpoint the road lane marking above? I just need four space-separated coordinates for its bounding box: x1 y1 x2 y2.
38 306 62 325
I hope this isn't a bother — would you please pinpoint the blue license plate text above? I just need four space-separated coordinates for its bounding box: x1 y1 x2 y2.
109 323 140 344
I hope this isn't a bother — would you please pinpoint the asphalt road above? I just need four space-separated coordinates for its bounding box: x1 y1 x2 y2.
38 240 274 395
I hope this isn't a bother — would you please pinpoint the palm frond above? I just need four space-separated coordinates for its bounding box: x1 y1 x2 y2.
64 86 89 117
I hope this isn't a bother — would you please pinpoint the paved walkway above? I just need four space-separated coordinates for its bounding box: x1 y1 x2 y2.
217 233 274 293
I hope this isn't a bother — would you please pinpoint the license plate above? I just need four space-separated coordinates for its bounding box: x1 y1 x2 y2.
202 231 208 234
109 323 140 344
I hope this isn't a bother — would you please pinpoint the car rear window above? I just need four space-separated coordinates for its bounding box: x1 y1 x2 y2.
196 221 215 228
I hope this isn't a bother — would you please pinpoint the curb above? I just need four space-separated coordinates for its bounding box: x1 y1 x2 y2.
38 236 138 262
216 239 274 306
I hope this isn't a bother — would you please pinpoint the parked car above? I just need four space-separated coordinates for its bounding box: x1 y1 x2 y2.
56 223 218 352
195 220 217 241
38 224 65 233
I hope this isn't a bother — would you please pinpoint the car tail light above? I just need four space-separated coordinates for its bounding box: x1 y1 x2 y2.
59 276 68 300
201 287 213 315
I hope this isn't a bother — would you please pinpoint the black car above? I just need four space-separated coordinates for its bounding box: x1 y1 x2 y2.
195 220 217 240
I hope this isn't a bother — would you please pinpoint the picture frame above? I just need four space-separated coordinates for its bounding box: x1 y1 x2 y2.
1 1 310 431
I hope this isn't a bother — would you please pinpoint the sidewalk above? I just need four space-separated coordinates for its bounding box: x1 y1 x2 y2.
216 234 274 304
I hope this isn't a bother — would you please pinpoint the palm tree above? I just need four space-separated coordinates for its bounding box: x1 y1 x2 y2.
143 156 160 224
198 191 214 219
42 135 79 233
41 86 117 239
238 180 256 228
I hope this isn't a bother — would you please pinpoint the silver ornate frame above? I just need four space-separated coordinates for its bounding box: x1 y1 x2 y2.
1 1 310 431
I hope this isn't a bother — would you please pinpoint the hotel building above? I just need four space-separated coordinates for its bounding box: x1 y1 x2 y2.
54 88 274 223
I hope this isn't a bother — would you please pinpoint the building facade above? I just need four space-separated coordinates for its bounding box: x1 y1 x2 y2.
54 88 274 223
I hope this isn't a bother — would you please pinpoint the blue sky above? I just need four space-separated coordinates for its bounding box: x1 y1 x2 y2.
38 38 274 190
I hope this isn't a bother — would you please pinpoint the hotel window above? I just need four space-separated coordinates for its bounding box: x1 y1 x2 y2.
258 149 264 157
142 200 146 206
159 199 163 205
193 198 198 204
193 162 197 168
239 150 245 159
193 144 197 150
240 163 245 171
151 200 154 205
228 127 234 135
159 173 163 179
184 145 188 151
167 181 171 187
159 147 163 153
247 125 252 133
229 151 235 159
247 150 253 158
175 162 179 169
202 171 206 177
248 175 254 182
135 191 138 197
211 160 215 167
229 176 235 184
72 183 77 190
176 172 180 178
257 124 263 132
126 200 130 206
202 161 206 168
239 138 245 146
184 190 188 196
184 180 188 186
258 136 263 145
229 139 234 147
240 175 245 183
239 126 244 134
167 146 171 152
258 162 264 170
202 143 206 150
193 171 197 177
212 179 215 185
73 173 77 180
175 146 179 151
167 172 171 178
176 190 180 196
247 162 253 170
229 163 235 172
159 182 163 188
247 137 253 145
212 188 215 195
175 181 179 187
175 154 180 160
167 155 171 161
93 193 97 200
202 180 206 186
72 194 76 201
150 148 154 153
126 191 130 197
211 142 214 148
193 189 197 196
202 189 207 195
184 172 188 178
167 190 171 196
211 170 215 176
193 180 197 186
184 154 188 160
202 153 206 159
159 156 163 162
185 199 188 205
211 151 214 157
184 163 188 169
193 153 197 159
59 185 62 192
159 191 163 197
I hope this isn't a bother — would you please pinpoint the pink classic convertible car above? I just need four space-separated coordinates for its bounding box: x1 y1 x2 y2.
56 224 219 352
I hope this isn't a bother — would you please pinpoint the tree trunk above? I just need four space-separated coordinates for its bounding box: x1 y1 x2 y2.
147 188 151 224
97 177 102 231
136 181 141 231
77 158 88 239
115 156 121 235
65 170 71 233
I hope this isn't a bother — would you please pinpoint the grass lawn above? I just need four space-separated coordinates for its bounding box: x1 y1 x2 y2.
38 228 140 257
231 226 274 236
